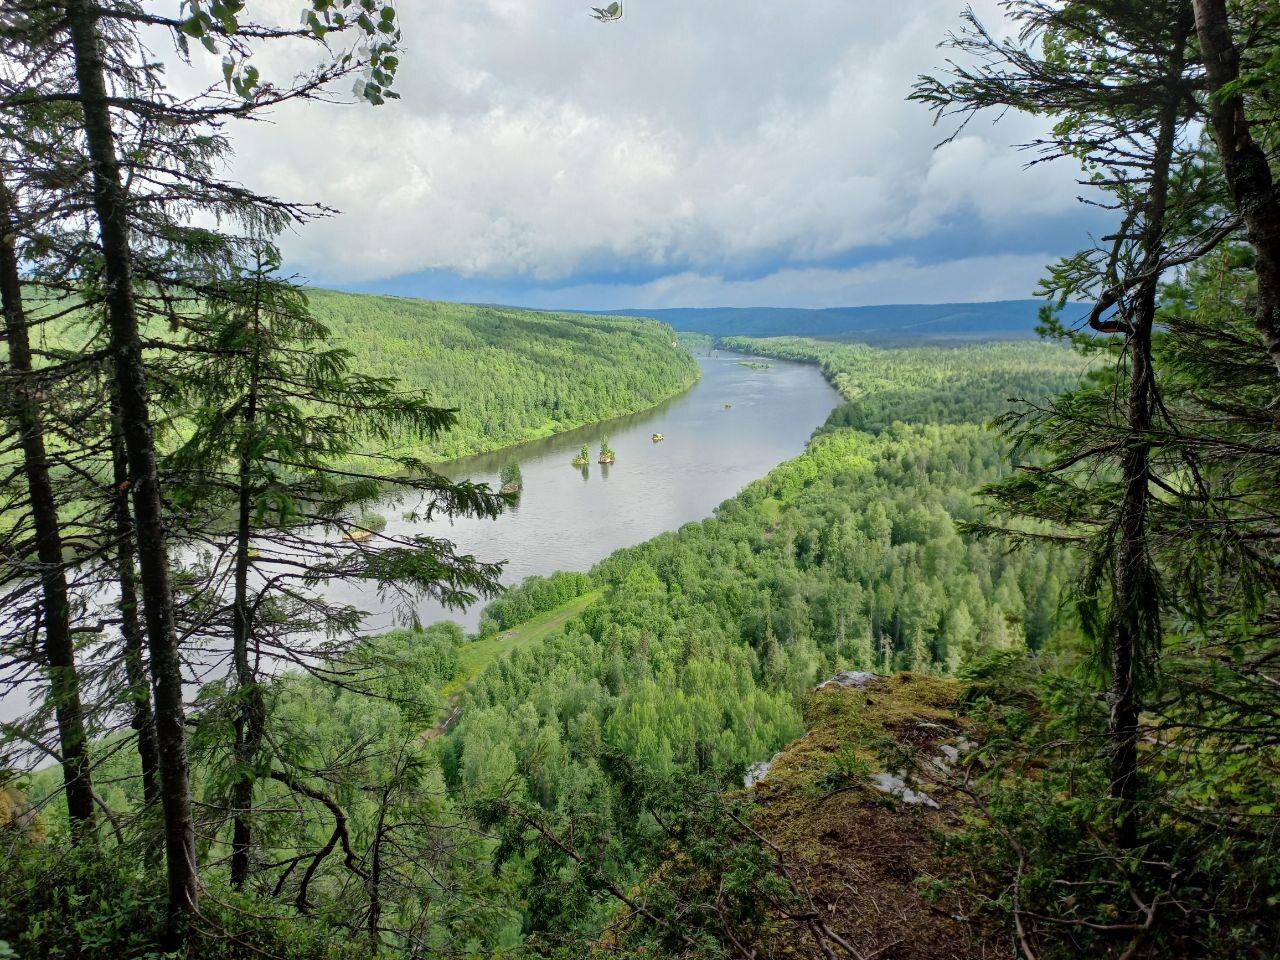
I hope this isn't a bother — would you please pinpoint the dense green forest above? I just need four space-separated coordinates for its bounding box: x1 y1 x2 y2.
724 337 1093 433
3 1 1280 959
8 336 1080 958
307 291 698 461
426 341 1080 948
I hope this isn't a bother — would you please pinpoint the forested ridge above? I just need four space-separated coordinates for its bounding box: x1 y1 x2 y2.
601 299 1091 344
3 1 1280 959
18 286 698 466
306 290 699 461
723 337 1094 433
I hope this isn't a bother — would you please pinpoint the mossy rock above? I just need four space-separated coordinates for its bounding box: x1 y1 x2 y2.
735 673 999 958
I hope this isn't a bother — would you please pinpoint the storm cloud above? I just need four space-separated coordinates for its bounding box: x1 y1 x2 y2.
198 1 1103 307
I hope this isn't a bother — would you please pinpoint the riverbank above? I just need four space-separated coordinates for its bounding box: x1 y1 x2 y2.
321 352 843 634
429 365 701 477
308 291 703 465
423 364 700 470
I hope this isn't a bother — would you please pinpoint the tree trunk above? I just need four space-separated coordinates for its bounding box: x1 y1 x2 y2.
1192 0 1280 375
110 399 160 809
368 792 388 946
1111 294 1156 850
64 0 198 926
230 274 266 890
1108 15 1191 849
0 184 97 839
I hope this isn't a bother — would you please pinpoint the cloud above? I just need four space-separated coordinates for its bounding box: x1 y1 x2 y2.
399 252 1057 311
180 0 1098 304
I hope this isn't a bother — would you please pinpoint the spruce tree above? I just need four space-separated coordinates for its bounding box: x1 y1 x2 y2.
1192 0 1280 374
914 0 1204 844
168 250 507 890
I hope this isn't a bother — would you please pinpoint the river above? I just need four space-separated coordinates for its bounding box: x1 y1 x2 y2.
0 351 839 728
323 350 842 633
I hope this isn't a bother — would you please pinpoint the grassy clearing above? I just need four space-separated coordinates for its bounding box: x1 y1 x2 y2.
442 589 604 697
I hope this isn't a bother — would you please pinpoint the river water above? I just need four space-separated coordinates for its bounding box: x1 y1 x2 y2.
0 352 839 728
325 350 842 633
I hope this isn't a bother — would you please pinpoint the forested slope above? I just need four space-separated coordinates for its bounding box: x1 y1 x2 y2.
724 336 1093 432
19 288 698 465
425 339 1084 948
304 291 699 460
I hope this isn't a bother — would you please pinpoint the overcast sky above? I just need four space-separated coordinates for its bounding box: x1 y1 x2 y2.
198 1 1107 310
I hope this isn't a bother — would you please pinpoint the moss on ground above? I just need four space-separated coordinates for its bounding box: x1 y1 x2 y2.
737 673 1000 960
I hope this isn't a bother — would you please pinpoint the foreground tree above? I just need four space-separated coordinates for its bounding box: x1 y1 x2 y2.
0 0 443 937
0 4 119 841
913 2 1280 954
914 0 1205 846
168 251 506 889
0 181 97 838
1192 0 1280 374
63 0 204 912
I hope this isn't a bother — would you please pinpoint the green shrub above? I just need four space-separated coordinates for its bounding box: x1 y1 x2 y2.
479 571 595 633
0 841 366 960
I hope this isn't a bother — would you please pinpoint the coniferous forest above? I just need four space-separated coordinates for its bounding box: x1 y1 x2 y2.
2 2 1280 960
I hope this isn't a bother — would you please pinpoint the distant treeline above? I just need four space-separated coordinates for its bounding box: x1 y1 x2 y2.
722 336 1092 432
597 300 1091 345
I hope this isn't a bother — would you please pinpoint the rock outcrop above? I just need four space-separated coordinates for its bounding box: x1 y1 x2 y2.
736 672 996 958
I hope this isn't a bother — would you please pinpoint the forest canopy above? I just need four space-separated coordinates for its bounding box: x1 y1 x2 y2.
306 291 698 462
3 0 1280 958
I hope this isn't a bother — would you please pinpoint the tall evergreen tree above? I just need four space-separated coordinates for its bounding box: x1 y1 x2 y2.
1192 0 1280 374
168 250 507 890
0 180 97 838
5 0 424 935
913 0 1205 844
0 5 111 841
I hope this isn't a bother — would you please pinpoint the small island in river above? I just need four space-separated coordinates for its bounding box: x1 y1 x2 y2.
571 443 591 466
598 437 616 465
652 433 664 442
499 462 523 494
737 360 772 369
345 512 387 542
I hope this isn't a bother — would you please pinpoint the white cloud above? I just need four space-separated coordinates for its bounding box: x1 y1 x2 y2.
172 1 1089 295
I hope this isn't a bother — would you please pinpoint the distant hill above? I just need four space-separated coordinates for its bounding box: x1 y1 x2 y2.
306 290 699 462
23 286 699 466
597 300 1082 344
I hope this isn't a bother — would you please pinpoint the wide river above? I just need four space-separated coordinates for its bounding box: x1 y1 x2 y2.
326 350 842 633
0 352 838 728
